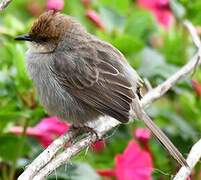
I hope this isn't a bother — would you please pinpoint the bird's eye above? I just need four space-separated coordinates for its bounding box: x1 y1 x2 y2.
40 37 48 42
34 36 48 43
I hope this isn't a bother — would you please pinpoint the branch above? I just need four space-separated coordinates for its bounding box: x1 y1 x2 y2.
183 20 201 48
18 21 201 179
173 139 201 180
141 52 201 107
18 131 75 180
19 116 120 180
173 21 201 180
142 20 201 107
33 134 98 179
0 0 12 11
19 51 201 180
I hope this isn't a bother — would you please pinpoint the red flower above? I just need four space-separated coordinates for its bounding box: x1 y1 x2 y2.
90 140 105 152
135 128 151 144
115 140 153 180
81 0 91 8
10 117 105 149
10 117 70 147
135 128 153 159
97 169 115 177
26 1 43 17
137 0 173 28
86 9 105 30
46 0 64 11
192 80 201 98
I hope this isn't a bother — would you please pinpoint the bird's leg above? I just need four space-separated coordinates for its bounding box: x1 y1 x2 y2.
79 125 100 140
68 125 100 144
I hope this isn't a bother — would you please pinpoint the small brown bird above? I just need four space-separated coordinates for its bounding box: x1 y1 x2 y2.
15 10 187 167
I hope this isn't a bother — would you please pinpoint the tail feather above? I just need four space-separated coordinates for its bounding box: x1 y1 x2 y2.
132 102 188 167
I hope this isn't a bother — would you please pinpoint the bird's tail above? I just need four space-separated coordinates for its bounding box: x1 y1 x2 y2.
132 101 188 167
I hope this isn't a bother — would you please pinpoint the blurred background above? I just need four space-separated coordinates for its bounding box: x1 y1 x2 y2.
0 0 201 179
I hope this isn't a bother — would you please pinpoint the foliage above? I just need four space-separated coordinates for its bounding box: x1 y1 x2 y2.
0 0 201 179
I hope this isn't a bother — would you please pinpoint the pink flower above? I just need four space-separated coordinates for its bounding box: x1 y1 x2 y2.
86 9 104 30
81 0 91 8
46 0 64 11
135 128 151 144
26 1 43 17
90 140 105 153
192 80 201 98
115 140 153 180
137 0 173 28
135 128 153 159
10 117 70 147
10 117 104 149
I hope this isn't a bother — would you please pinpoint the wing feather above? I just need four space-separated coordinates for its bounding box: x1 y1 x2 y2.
51 47 136 122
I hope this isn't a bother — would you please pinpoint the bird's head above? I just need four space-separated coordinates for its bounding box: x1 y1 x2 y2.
15 10 69 53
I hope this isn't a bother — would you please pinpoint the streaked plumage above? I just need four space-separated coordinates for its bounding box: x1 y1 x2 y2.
15 10 188 167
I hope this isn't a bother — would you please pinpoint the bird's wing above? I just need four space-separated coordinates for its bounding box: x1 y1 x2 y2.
50 45 188 167
50 47 135 123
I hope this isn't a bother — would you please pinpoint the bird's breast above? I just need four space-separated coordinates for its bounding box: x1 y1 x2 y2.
25 51 83 123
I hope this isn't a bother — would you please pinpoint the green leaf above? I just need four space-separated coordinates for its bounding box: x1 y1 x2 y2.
182 1 201 24
112 34 144 55
0 135 22 162
125 10 155 40
170 0 186 20
64 1 85 21
163 112 197 140
178 92 201 120
139 47 178 79
99 7 126 32
147 103 197 140
2 15 25 36
12 45 28 82
97 0 130 14
160 27 189 66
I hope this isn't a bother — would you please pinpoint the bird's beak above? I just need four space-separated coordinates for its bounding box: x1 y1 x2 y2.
15 34 32 41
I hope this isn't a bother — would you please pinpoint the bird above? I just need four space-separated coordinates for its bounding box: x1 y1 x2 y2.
15 10 187 167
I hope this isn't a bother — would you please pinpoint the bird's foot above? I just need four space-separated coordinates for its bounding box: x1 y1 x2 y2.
68 125 100 144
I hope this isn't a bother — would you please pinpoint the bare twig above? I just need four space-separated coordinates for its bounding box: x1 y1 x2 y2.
143 78 153 91
172 21 201 180
142 20 201 107
18 131 75 180
141 52 201 107
184 20 201 48
18 116 120 180
33 134 98 180
0 0 12 11
173 139 201 180
18 20 201 179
